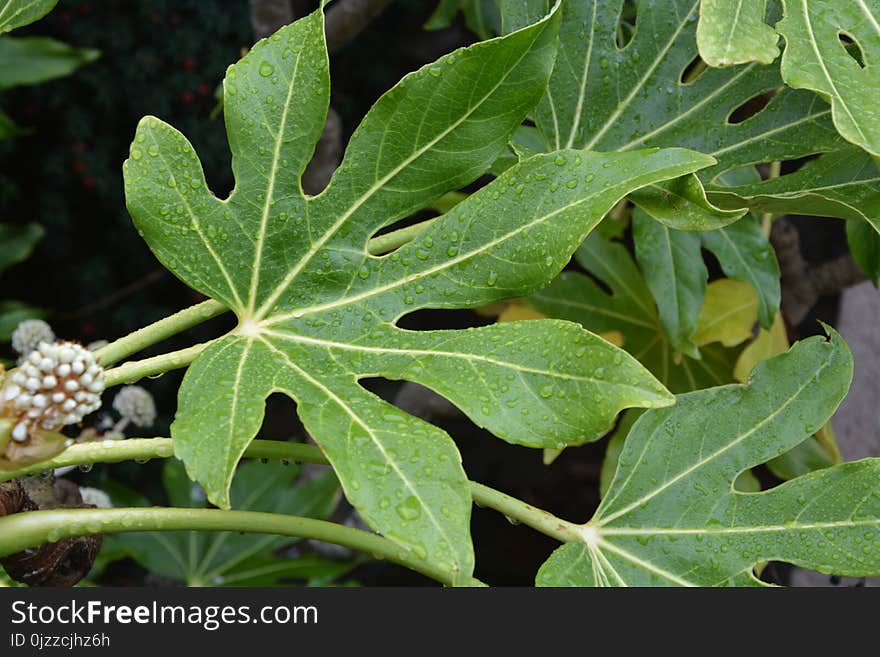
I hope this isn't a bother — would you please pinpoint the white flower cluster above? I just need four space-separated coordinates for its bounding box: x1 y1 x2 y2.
11 319 55 356
112 385 156 428
2 341 105 442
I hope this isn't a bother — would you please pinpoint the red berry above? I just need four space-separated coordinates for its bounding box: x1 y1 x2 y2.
197 82 211 97
180 91 196 105
183 58 196 71
72 160 86 174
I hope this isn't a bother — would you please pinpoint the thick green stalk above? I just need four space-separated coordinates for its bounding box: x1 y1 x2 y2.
103 342 213 388
0 507 482 587
0 438 580 545
0 438 326 482
468 481 583 543
95 299 227 367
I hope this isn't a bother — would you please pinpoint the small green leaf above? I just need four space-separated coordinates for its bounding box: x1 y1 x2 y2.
0 37 99 90
700 214 780 328
0 222 42 275
630 174 746 231
537 330 879 587
697 0 780 67
632 208 706 358
776 0 880 155
847 218 880 284
0 0 58 34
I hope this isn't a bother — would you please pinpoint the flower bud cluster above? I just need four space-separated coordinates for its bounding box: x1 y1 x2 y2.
2 341 105 442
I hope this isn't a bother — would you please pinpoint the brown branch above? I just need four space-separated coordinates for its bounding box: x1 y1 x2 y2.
249 0 295 41
771 217 867 325
325 0 394 53
250 0 393 51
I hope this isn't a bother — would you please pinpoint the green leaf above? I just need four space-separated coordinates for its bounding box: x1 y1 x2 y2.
125 7 711 581
508 0 843 235
692 278 758 347
109 459 349 587
697 0 780 67
776 0 880 156
632 208 706 357
708 148 880 234
599 409 642 498
0 300 46 341
527 232 739 394
0 0 58 34
0 222 42 275
700 214 780 328
0 37 99 90
536 330 880 587
531 0 842 172
847 218 880 283
629 174 746 231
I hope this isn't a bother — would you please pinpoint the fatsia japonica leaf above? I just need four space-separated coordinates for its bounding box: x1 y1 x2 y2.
0 0 58 34
527 233 739 394
536 330 880 587
696 0 780 67
776 0 880 156
708 148 880 235
503 0 844 230
123 7 713 582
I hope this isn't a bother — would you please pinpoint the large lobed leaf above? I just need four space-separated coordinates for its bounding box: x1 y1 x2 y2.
776 0 880 156
537 330 880 586
123 7 717 582
507 0 842 179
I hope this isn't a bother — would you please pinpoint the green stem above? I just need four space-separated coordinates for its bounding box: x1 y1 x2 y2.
95 300 228 367
103 342 213 388
0 438 582 545
0 507 481 587
760 161 782 236
0 438 327 482
468 481 582 543
367 217 436 255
